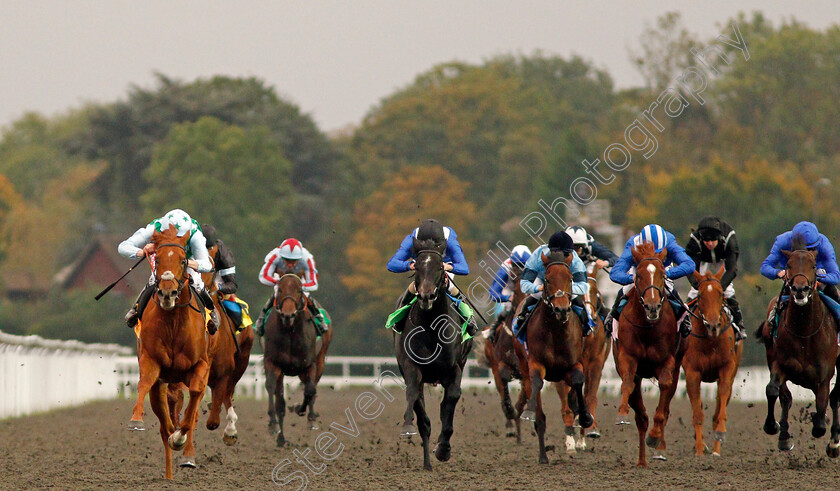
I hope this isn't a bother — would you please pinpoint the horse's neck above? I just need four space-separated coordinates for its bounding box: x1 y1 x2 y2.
785 297 823 330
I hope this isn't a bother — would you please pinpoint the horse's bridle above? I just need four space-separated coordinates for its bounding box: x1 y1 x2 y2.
415 249 446 299
274 273 306 315
152 242 197 310
634 257 667 302
785 255 817 302
690 277 732 337
543 261 573 310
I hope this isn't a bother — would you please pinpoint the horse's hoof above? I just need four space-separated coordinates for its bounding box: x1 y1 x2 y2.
778 438 794 451
714 431 726 442
578 412 594 429
645 435 661 449
168 431 187 451
711 452 721 457
127 420 145 431
400 424 418 437
276 434 287 447
763 420 780 435
585 428 601 439
812 426 827 439
434 443 451 462
615 414 632 426
519 410 536 422
309 424 319 431
505 420 514 429
268 423 280 435
826 440 840 458
178 456 196 468
702 443 711 455
652 450 667 461
424 462 433 471
206 421 220 431
565 435 577 455
506 431 516 438
223 433 238 446
636 461 648 468
539 454 549 465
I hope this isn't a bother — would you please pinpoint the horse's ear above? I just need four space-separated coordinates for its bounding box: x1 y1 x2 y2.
781 250 792 258
564 253 573 264
714 265 725 280
812 248 819 259
541 253 551 265
692 270 703 284
631 245 643 264
655 248 668 262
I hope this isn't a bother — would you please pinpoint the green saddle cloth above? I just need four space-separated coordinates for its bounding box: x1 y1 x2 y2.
385 296 474 342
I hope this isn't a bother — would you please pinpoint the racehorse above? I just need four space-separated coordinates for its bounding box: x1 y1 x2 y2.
263 273 332 446
556 262 611 454
473 261 531 443
127 225 210 480
682 268 743 456
394 239 473 470
613 242 686 467
518 251 592 464
756 238 840 456
166 244 255 467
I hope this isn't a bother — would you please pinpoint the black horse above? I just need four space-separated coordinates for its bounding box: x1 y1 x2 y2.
263 274 332 446
394 239 473 470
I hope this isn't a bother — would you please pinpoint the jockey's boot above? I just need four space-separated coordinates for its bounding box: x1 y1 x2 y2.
307 298 327 336
253 296 273 337
726 297 747 341
199 288 220 335
679 312 693 338
487 315 505 343
603 291 626 337
572 297 593 336
125 283 155 328
515 296 540 332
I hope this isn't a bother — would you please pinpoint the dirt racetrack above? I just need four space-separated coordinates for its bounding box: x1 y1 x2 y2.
2 384 839 490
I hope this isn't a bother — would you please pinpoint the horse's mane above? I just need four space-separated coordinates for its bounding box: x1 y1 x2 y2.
413 238 445 256
632 241 656 258
545 251 570 264
791 233 807 251
151 224 179 245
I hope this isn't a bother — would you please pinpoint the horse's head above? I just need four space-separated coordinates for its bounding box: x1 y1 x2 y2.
274 273 305 328
152 225 190 310
202 244 219 296
542 251 573 322
631 242 668 322
585 262 603 312
414 239 446 311
692 267 726 336
783 236 818 306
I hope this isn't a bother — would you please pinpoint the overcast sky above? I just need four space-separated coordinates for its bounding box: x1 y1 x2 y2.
1 1 837 133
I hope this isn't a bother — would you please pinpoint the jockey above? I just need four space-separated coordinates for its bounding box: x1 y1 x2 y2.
516 231 594 337
565 225 619 269
387 218 477 336
201 225 238 295
253 238 326 337
605 224 696 337
685 216 747 341
118 209 220 334
760 221 840 329
486 244 531 343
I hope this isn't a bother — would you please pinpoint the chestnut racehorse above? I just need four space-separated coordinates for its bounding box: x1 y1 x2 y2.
474 261 531 443
264 273 332 447
127 225 210 480
756 240 840 456
167 244 255 467
682 268 743 456
519 251 592 464
613 242 686 468
557 262 611 454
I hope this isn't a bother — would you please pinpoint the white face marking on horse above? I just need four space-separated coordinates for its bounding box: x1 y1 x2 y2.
647 264 656 286
707 284 713 292
161 271 175 281
167 250 173 257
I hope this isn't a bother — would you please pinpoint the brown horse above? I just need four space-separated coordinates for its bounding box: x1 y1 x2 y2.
556 262 611 453
613 242 686 467
264 273 331 446
166 244 255 467
519 251 592 464
682 268 743 456
757 242 840 455
474 262 531 443
127 225 210 480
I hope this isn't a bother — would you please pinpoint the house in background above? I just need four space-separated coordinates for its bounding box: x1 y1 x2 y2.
53 235 146 297
1 269 49 301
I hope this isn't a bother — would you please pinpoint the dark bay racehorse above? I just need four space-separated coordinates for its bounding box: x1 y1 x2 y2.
557 262 611 453
756 240 840 456
519 251 592 464
127 225 210 480
474 261 531 443
613 242 686 467
264 273 331 446
395 239 473 470
682 268 743 456
167 244 255 466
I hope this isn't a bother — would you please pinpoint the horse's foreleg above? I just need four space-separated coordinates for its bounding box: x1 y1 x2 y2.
148 381 174 480
300 367 320 428
274 372 287 447
207 378 226 431
813 379 830 439
535 389 549 464
684 368 705 456
555 382 577 454
521 362 545 422
265 363 279 435
129 357 160 430
415 390 432 471
648 356 678 451
435 374 463 463
712 363 737 456
827 368 840 458
222 381 238 446
490 353 515 425
778 381 794 451
764 370 781 435
583 345 608 438
171 360 209 453
615 350 638 425
629 383 648 468
570 363 593 429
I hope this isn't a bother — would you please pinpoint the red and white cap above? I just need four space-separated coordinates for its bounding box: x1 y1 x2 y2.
278 238 304 260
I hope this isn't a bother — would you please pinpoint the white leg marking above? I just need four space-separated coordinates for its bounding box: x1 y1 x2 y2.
224 407 239 436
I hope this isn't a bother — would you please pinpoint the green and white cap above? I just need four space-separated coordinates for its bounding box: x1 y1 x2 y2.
153 209 199 238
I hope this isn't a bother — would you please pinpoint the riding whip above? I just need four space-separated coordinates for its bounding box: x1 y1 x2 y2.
446 276 489 325
94 256 146 301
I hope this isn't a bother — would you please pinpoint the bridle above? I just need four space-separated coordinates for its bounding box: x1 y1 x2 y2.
690 277 732 338
543 261 573 314
415 249 446 300
153 243 195 308
274 273 306 315
784 252 817 303
634 256 666 303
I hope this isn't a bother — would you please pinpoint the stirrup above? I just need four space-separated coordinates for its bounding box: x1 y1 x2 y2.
125 308 139 328
207 310 220 334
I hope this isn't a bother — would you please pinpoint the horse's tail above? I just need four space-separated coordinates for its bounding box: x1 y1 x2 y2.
754 322 766 341
472 334 491 368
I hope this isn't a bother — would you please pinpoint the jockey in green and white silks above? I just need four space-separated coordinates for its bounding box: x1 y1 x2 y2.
118 209 220 333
